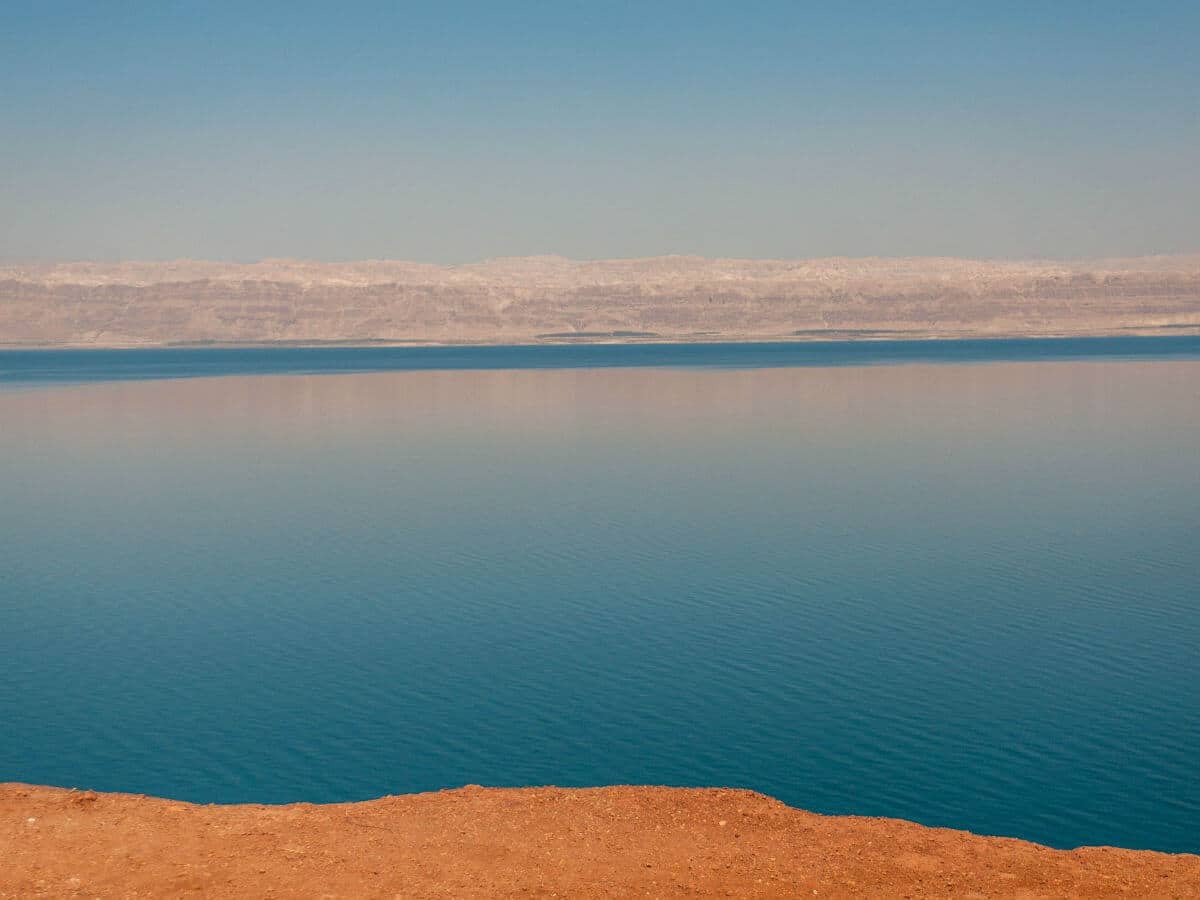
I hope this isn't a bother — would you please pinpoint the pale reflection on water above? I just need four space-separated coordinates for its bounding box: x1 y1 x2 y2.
5 359 1197 444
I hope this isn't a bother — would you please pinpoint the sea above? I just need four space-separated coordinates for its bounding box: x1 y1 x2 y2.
1 337 1197 852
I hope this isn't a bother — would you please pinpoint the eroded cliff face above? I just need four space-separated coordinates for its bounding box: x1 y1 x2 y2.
2 255 1198 346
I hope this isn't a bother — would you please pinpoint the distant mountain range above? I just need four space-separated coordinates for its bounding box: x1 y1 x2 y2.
2 255 1198 347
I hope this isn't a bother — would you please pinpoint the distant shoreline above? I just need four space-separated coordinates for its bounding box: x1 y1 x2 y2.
3 323 1200 352
4 254 1198 350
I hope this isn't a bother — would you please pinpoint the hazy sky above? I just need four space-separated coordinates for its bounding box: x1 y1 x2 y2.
2 1 1198 262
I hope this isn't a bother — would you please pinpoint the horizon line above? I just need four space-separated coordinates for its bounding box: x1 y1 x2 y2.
5 250 1200 269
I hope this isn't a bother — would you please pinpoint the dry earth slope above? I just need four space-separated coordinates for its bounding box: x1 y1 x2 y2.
2 787 1200 897
4 784 1200 899
2 255 1199 347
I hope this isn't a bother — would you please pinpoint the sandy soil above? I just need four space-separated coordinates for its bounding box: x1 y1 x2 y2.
3 784 1197 899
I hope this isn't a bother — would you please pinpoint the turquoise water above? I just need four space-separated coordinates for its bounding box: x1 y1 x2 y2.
1 339 1198 852
3 336 1200 387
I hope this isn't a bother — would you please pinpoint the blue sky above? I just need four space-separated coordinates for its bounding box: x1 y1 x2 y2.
2 1 1197 261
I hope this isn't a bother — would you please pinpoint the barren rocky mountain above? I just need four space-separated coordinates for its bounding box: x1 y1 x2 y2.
2 255 1199 347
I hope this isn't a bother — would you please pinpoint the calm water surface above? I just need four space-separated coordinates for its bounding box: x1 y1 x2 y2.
1 341 1198 852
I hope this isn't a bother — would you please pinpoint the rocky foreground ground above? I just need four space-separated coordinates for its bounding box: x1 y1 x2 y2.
2 783 1197 898
2 255 1199 346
